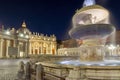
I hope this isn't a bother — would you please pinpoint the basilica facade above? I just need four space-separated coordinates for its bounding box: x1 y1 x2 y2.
0 22 57 58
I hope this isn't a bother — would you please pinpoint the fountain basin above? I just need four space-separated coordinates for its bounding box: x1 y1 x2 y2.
69 24 115 40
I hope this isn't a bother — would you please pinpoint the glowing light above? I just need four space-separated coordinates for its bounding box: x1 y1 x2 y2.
25 35 29 38
83 0 96 7
99 64 105 66
59 61 70 64
5 30 10 35
19 33 24 37
108 44 116 50
109 64 117 66
58 60 120 66
86 63 91 66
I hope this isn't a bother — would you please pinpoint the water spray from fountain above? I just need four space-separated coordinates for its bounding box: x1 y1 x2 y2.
83 0 96 7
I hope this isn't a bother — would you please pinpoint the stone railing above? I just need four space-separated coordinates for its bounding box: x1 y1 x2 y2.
42 63 70 80
16 60 120 80
37 62 120 80
16 61 67 80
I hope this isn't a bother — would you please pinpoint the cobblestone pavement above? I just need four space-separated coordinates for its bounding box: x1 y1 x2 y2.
0 59 29 80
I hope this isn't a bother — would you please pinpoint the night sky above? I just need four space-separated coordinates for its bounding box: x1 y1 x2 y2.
0 0 119 40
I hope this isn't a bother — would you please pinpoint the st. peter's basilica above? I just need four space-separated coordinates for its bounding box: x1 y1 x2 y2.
0 22 57 58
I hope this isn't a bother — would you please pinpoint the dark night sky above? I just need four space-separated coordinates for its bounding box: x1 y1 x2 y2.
0 0 119 40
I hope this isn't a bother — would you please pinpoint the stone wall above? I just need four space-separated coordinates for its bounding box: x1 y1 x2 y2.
40 62 120 80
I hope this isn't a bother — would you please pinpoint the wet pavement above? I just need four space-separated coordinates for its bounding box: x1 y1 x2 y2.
0 59 29 80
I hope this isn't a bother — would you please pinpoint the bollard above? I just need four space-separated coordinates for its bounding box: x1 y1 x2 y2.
24 62 31 80
16 61 25 80
19 61 24 72
36 64 44 80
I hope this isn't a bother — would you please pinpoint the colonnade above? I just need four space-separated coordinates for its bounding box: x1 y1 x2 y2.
0 38 29 58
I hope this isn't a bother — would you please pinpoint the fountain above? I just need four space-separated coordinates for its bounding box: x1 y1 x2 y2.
38 0 120 80
69 0 115 61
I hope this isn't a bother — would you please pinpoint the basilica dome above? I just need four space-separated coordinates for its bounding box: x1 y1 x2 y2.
17 21 31 35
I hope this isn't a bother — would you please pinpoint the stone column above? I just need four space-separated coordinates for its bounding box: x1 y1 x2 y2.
17 41 20 57
29 42 32 55
14 40 17 47
114 49 117 56
6 40 10 58
41 43 43 54
0 39 1 58
119 48 120 56
52 42 57 55
23 42 25 57
55 43 57 55
33 48 35 55
46 44 48 54
36 64 44 80
25 42 28 57
50 43 53 54
38 48 39 54
0 39 4 58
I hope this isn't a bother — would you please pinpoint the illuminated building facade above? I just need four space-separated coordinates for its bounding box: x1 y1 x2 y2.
0 22 57 58
29 32 56 55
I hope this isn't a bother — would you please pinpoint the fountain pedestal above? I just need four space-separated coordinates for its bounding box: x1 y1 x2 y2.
79 41 104 61
66 68 86 80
